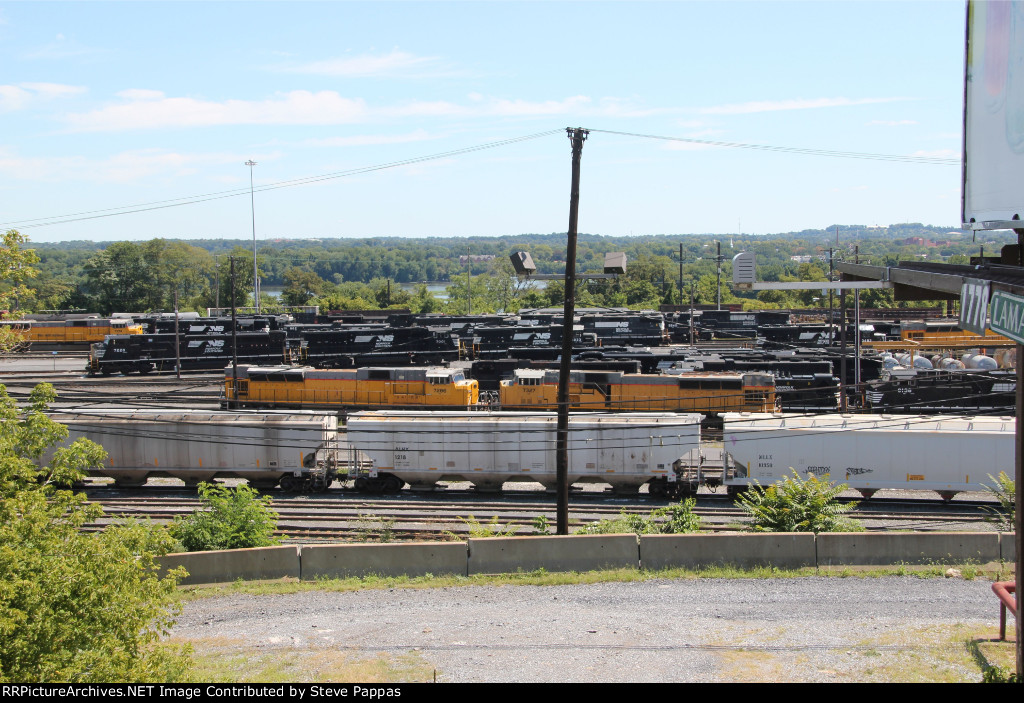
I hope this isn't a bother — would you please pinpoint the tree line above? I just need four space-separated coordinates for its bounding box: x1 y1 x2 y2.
5 223 991 317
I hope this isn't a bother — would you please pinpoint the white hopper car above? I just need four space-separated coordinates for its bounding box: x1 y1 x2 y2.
720 413 1015 499
51 410 340 491
344 411 702 494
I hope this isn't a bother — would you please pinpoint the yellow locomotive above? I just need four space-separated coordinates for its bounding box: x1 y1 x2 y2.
0 317 143 345
498 368 776 413
224 365 480 409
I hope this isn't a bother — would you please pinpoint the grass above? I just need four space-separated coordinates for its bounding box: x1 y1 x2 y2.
175 561 1015 601
858 624 1018 683
696 623 1018 683
166 636 435 683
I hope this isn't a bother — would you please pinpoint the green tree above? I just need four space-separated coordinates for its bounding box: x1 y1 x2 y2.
142 240 216 312
83 241 152 313
170 482 280 552
0 229 41 312
282 266 328 306
0 383 188 682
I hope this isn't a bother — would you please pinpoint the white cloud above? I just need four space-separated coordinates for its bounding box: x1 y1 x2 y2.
280 50 453 78
61 90 633 131
867 119 918 126
0 146 247 183
695 97 908 115
23 35 106 60
0 82 86 112
64 90 370 131
298 129 435 148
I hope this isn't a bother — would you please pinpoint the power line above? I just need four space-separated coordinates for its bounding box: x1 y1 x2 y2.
1 129 565 231
585 128 961 166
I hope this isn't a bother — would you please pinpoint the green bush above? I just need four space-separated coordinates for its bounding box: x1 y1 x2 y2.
0 383 190 682
735 470 862 533
577 498 703 535
981 666 1019 683
446 514 518 539
171 483 280 552
982 472 1015 532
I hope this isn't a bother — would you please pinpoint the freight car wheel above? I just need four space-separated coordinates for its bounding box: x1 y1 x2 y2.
279 475 297 493
647 478 668 499
382 475 403 493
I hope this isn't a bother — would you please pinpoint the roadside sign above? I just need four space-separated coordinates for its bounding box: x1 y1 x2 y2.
959 278 990 335
989 290 1024 344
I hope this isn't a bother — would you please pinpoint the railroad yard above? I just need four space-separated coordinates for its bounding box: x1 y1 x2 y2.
0 302 1011 540
1 324 1011 538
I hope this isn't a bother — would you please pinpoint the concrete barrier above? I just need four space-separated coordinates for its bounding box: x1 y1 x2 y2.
1000 533 1016 564
816 532 1001 566
301 542 468 579
160 545 300 585
640 532 816 570
468 534 638 574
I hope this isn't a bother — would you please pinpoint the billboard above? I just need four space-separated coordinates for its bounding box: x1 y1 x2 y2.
962 0 1024 229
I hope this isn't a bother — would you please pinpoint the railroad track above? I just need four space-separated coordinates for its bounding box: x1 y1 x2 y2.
81 486 999 542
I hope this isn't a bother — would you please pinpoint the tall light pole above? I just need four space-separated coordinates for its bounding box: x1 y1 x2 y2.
245 159 259 314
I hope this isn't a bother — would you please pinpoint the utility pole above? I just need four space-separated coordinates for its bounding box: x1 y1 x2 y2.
716 241 723 310
678 243 684 309
839 284 847 413
556 127 588 536
689 282 696 345
854 245 861 405
246 160 260 314
230 257 239 409
174 289 181 380
828 247 835 345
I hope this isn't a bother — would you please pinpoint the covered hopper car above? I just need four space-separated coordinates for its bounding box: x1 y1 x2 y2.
345 411 702 494
720 412 1015 500
52 409 339 491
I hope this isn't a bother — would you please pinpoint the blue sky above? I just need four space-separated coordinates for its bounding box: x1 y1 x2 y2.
1 1 969 244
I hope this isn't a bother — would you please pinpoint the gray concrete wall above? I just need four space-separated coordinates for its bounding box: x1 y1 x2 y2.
468 534 639 574
816 532 1001 566
161 545 300 585
158 532 1015 584
1000 532 1016 563
640 532 816 570
301 542 467 579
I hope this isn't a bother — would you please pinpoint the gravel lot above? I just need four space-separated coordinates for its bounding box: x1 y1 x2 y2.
170 576 1009 683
